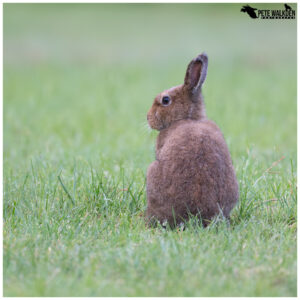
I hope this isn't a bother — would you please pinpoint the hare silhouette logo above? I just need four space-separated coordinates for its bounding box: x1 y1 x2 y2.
241 4 296 19
241 5 258 18
284 4 292 10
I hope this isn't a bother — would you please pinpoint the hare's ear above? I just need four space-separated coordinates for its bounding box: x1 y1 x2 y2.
184 53 208 95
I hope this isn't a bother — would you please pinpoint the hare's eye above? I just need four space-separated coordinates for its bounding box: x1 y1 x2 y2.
162 96 171 106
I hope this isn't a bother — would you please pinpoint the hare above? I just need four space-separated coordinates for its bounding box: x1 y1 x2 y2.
146 53 239 227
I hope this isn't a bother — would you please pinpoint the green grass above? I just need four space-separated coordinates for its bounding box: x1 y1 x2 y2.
3 3 297 296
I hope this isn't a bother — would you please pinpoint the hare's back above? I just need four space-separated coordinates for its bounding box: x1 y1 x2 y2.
159 119 236 195
153 119 237 221
161 119 230 162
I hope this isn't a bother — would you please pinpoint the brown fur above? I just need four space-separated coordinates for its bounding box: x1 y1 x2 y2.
146 53 239 227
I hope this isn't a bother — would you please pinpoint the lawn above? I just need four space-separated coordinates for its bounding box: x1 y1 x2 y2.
3 3 297 296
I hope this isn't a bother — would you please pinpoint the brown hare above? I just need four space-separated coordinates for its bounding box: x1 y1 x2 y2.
146 53 239 227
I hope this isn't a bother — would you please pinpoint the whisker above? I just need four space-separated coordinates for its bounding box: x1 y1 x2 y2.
139 121 152 136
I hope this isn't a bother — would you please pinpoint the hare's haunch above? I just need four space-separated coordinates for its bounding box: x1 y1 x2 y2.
146 53 239 227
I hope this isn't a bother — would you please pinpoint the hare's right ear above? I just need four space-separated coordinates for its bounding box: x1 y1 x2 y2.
184 53 208 96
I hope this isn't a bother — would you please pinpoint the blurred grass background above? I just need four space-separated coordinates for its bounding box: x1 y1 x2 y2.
3 3 297 296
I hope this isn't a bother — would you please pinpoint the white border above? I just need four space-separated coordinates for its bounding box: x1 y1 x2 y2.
1 0 299 3
1 0 298 299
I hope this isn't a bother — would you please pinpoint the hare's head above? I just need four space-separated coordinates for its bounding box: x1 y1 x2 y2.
147 53 208 131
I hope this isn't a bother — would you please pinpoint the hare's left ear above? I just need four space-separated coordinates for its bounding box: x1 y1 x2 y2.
184 53 208 95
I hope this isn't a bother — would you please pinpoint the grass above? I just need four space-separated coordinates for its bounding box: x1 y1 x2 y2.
3 3 297 296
